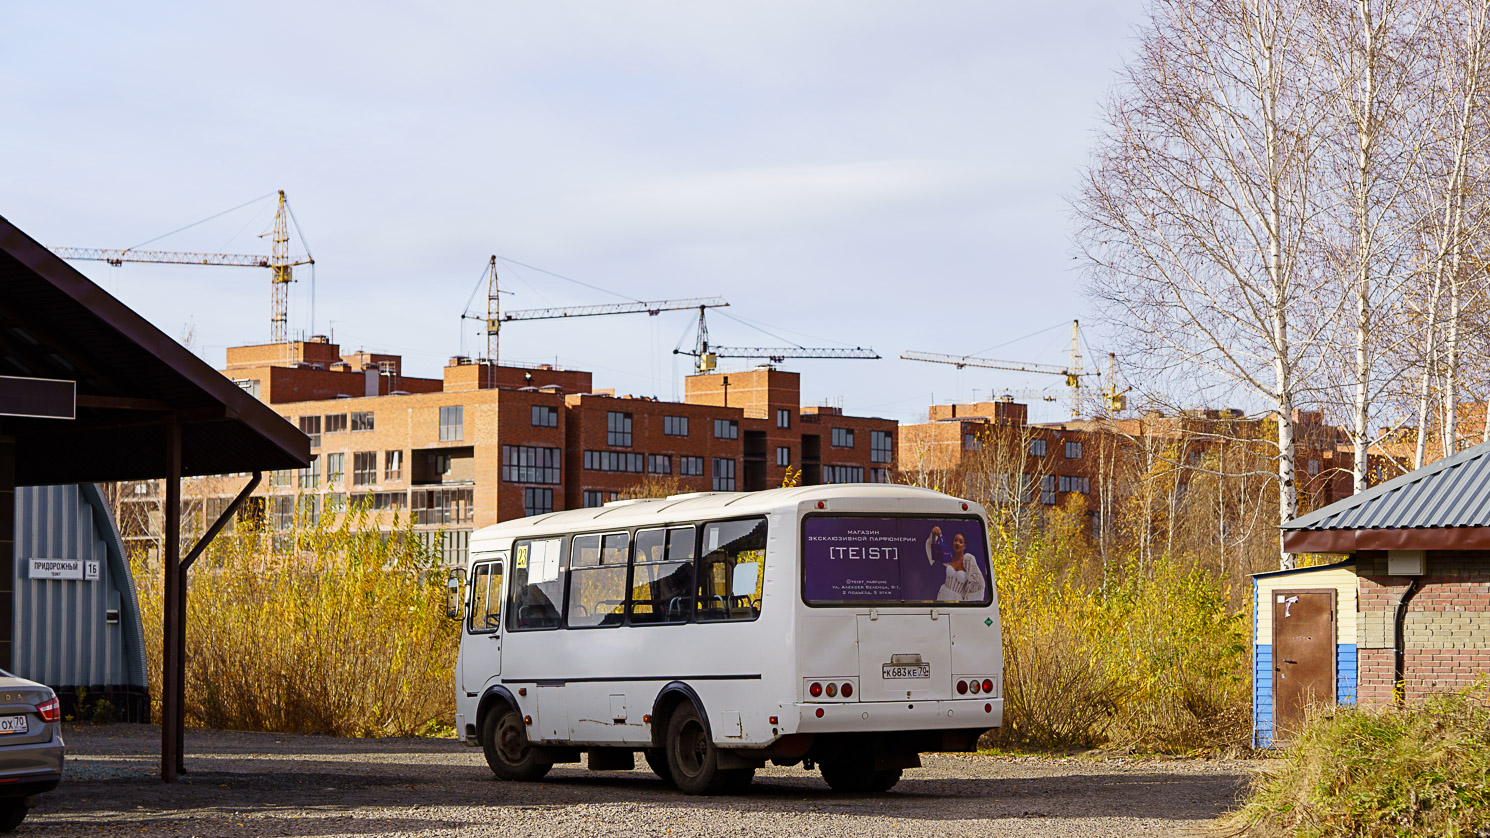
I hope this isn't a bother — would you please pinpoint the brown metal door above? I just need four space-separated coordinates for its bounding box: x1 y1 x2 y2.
1273 589 1336 742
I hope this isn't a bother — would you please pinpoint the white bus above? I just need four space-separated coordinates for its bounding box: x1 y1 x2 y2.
451 484 1002 794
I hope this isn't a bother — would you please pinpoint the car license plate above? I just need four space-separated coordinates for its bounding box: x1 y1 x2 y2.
0 715 28 735
882 664 931 679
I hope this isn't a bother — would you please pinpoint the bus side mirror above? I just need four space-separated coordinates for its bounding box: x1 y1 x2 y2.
445 570 463 621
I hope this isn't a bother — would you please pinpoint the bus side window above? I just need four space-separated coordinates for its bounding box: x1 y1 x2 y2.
695 518 766 622
467 561 503 633
568 532 629 628
508 537 564 631
630 526 694 625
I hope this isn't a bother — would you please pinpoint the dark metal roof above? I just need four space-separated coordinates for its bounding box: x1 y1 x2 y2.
0 214 309 484
1282 439 1490 533
1251 559 1355 579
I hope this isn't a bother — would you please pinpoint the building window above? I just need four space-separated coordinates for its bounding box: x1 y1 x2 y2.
523 487 554 516
1065 441 1082 459
680 456 704 476
714 418 738 440
298 455 319 489
269 468 294 488
1308 459 1321 476
824 465 865 483
777 409 791 429
1058 475 1091 493
1030 439 1047 457
871 430 892 463
433 453 452 476
384 449 403 481
870 467 889 483
325 453 345 486
325 413 348 434
776 446 790 467
648 454 671 475
664 415 689 436
502 445 562 484
325 493 346 514
233 378 261 399
964 433 981 451
583 450 645 473
831 428 854 448
350 411 375 432
352 452 377 486
412 486 473 525
583 490 618 508
1040 475 1057 504
712 458 736 491
531 404 558 427
607 411 633 447
439 406 464 441
298 415 321 447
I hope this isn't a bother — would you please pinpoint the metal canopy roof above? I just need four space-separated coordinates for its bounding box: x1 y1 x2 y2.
1283 439 1490 534
0 214 309 484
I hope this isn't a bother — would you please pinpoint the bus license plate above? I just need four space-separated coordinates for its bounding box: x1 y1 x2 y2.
882 664 930 679
0 715 27 735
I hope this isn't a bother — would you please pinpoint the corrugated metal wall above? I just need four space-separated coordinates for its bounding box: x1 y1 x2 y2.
11 484 147 695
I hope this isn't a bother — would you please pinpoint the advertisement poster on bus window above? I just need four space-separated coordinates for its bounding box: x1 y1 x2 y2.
802 517 989 605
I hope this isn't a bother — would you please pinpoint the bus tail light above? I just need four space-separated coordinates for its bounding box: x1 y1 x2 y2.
985 703 992 713
840 682 852 698
981 679 994 695
969 680 981 694
956 680 968 695
825 683 837 698
815 708 824 718
36 697 59 723
769 716 778 725
809 682 823 698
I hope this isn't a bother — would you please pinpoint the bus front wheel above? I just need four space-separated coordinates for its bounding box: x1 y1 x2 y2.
481 706 552 782
820 760 902 793
664 703 753 795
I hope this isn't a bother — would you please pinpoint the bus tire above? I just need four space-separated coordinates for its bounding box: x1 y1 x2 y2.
820 760 901 793
664 703 749 795
481 706 551 782
644 748 672 782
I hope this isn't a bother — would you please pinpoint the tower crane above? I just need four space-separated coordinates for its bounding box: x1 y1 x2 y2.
458 256 729 366
51 191 313 345
901 320 1128 417
673 306 880 373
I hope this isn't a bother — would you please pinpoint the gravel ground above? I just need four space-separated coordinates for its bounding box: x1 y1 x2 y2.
22 724 1254 837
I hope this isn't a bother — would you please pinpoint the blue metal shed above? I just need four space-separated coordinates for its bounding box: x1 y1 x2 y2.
11 483 147 721
1252 560 1357 748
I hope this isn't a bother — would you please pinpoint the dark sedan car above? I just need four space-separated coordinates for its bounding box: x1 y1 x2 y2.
0 672 63 832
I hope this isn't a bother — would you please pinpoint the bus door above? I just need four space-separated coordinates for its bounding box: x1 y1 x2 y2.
461 556 505 692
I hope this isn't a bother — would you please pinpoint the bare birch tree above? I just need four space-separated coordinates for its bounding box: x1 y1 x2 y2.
1073 0 1336 568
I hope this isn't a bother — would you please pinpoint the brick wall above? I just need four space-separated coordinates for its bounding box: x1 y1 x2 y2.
1356 550 1490 706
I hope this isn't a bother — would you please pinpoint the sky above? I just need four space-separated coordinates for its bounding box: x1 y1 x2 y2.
2 2 1148 425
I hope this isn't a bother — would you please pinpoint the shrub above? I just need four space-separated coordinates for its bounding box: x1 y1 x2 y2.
1238 681 1490 837
991 528 1250 752
132 502 459 737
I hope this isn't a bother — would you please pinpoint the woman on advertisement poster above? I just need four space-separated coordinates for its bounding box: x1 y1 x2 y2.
924 526 985 602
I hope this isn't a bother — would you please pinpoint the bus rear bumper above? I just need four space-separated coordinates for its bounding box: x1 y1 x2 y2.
785 697 1002 734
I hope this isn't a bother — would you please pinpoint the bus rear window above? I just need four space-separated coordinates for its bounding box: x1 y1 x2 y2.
802 516 990 606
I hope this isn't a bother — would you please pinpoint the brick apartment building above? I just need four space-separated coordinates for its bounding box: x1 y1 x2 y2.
116 338 897 563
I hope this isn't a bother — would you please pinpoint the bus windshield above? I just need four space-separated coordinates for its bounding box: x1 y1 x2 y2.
802 516 991 606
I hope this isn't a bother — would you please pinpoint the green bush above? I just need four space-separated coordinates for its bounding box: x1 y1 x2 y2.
1238 681 1490 837
132 502 459 737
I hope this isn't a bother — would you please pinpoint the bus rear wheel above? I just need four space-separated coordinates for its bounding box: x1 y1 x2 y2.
481 706 552 782
644 748 672 782
820 760 902 793
664 703 753 795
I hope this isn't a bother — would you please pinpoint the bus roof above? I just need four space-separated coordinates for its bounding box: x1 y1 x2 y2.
470 484 979 549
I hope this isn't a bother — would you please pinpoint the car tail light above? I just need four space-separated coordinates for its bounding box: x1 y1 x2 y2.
840 682 853 698
809 682 823 698
982 678 994 695
957 680 969 695
825 683 837 698
36 697 59 723
969 680 981 694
